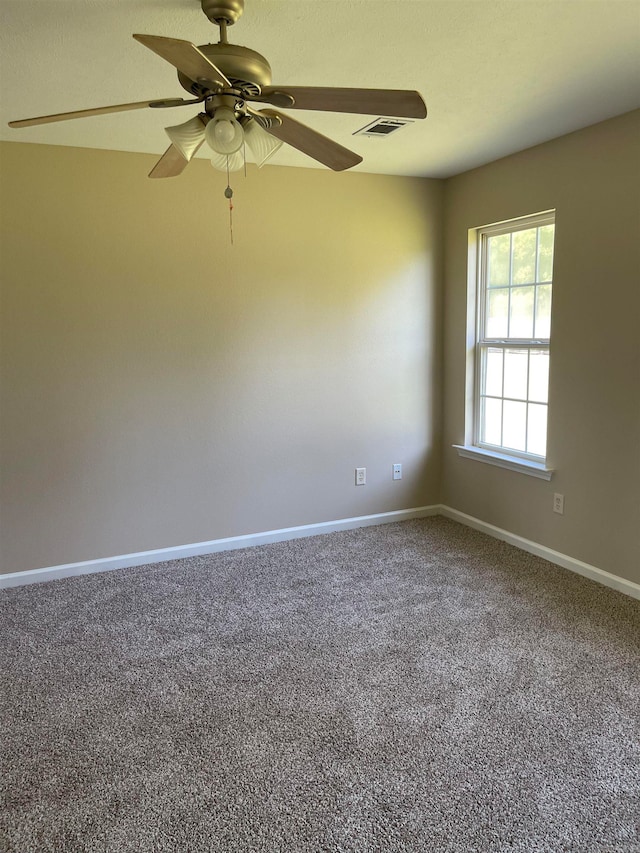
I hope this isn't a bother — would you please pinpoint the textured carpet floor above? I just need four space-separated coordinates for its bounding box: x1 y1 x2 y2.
1 517 639 852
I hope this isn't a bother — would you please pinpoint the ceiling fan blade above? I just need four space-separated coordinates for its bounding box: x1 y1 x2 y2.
258 110 362 172
7 98 199 128
133 34 231 90
148 144 190 179
258 86 427 119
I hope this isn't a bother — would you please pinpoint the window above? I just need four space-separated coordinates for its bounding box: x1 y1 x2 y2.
456 211 555 479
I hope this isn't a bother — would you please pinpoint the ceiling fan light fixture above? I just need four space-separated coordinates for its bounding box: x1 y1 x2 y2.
210 149 245 172
205 107 244 154
243 119 283 167
164 114 207 160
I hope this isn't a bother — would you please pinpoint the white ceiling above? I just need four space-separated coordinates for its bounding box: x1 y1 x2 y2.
1 0 639 178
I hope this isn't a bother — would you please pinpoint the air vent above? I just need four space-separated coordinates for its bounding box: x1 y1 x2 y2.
353 118 412 138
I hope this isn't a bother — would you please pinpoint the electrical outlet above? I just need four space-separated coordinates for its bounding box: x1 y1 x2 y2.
393 463 402 480
553 493 564 514
355 467 366 486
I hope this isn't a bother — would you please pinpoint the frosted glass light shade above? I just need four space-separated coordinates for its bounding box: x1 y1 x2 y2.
205 107 244 155
210 150 245 172
244 120 283 167
164 115 206 161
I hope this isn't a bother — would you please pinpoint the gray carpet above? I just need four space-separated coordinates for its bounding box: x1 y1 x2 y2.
1 517 639 852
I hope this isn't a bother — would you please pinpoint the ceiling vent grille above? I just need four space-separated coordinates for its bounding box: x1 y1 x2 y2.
353 118 412 138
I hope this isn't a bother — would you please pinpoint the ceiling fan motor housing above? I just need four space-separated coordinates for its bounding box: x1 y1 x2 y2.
178 42 272 97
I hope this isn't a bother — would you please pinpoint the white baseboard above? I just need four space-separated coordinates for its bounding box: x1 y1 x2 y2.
0 505 440 589
439 505 640 601
3 503 638 600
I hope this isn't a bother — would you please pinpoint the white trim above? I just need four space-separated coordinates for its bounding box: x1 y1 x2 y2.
453 444 554 480
439 505 640 600
471 211 555 462
4 503 637 601
0 505 440 589
478 210 556 238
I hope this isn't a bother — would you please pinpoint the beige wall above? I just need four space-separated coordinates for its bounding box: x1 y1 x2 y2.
2 111 638 584
0 142 443 573
442 110 640 585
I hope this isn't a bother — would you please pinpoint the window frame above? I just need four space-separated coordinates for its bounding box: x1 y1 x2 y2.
454 210 555 480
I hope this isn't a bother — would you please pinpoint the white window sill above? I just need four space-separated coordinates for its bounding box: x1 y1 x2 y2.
453 445 554 480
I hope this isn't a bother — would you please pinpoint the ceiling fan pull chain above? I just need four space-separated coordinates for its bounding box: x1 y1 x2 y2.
225 186 234 245
224 155 234 245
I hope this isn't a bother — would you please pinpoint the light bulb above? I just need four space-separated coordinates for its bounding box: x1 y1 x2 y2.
214 121 236 146
205 107 244 155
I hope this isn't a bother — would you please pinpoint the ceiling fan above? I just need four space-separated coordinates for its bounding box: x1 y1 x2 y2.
8 0 427 177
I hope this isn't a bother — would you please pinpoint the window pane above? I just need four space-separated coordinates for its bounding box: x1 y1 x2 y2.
527 403 548 457
503 400 527 452
509 286 534 338
475 215 554 463
534 284 552 339
537 224 555 282
487 289 509 337
528 350 549 403
512 228 537 285
503 349 528 400
484 348 503 397
488 234 510 287
481 397 502 446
